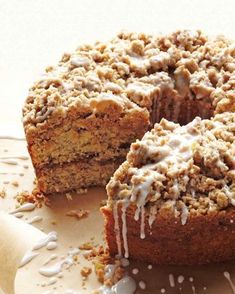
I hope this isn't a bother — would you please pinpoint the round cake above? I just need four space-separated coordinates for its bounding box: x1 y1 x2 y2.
22 30 235 264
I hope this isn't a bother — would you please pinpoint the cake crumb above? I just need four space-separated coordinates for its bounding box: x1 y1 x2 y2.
81 267 92 279
11 180 19 187
16 187 50 208
0 188 6 198
66 209 89 220
65 193 73 201
79 242 94 251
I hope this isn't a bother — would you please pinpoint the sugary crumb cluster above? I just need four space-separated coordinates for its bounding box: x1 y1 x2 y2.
23 30 235 128
107 112 235 219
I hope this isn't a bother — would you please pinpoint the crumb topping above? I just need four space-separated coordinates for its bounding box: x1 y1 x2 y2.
107 112 235 219
23 30 235 128
16 187 50 207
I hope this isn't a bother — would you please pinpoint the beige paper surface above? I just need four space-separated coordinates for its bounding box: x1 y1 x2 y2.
1 140 235 293
0 213 45 294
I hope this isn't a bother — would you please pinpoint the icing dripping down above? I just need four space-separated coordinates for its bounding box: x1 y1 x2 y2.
169 273 175 287
181 203 189 225
177 275 185 284
113 203 122 257
0 156 29 160
121 201 129 258
140 206 145 239
224 271 235 294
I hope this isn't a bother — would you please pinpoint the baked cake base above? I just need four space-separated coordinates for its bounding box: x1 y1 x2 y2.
102 204 235 265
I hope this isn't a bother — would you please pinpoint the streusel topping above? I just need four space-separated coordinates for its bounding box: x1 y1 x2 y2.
23 30 235 127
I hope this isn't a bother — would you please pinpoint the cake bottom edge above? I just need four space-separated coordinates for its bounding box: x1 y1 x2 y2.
101 204 235 265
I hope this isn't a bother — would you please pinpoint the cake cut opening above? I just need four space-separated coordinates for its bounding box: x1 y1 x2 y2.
150 92 214 126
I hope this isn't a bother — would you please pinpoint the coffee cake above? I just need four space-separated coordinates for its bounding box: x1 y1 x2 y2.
23 30 235 193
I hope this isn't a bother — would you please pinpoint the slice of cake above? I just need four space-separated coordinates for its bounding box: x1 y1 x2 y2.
102 112 235 265
23 30 235 193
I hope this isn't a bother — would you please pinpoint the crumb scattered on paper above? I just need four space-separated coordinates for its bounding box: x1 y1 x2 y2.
16 187 50 207
11 180 19 187
81 266 92 279
0 188 6 198
66 209 90 220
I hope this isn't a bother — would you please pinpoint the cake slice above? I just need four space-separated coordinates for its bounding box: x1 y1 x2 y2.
23 89 149 193
102 112 235 265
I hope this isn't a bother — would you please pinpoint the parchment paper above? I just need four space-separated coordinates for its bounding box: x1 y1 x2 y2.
0 213 45 294
1 139 235 294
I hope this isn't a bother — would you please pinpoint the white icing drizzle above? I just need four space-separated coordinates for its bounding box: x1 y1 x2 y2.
147 264 152 270
27 215 43 224
148 205 157 228
98 276 136 294
177 275 185 284
47 277 57 285
132 268 139 275
128 116 201 232
189 277 194 282
46 241 58 250
121 201 129 258
192 285 196 294
43 254 58 266
224 271 235 294
10 203 36 214
0 156 29 160
33 231 57 250
39 260 66 277
131 172 155 222
0 159 18 165
39 247 78 278
19 251 39 267
14 212 24 218
181 203 189 225
104 264 117 279
169 273 175 287
160 288 166 293
223 185 235 206
113 203 122 257
140 206 145 239
139 280 146 290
